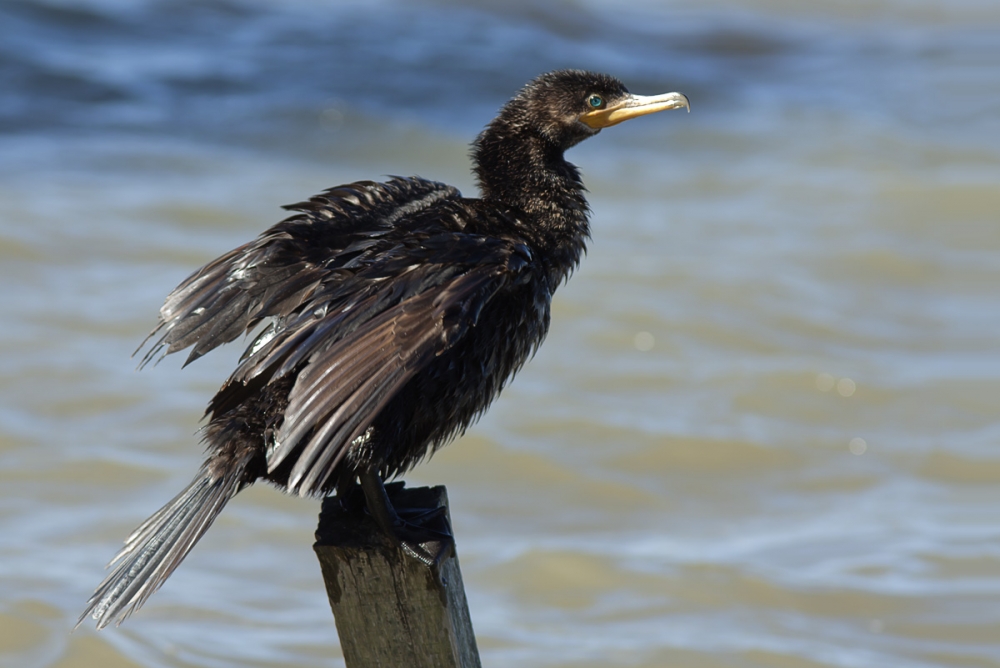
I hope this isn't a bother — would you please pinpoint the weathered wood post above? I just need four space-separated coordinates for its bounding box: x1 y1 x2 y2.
314 483 481 668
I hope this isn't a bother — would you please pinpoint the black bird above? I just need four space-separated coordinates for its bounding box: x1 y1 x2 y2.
80 70 688 629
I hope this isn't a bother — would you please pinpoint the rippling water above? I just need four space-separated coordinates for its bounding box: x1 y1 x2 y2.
2 1 999 666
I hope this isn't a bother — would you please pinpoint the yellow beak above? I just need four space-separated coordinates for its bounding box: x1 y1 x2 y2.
580 92 690 129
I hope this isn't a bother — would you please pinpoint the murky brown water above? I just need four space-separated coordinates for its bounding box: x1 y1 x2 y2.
2 1 999 666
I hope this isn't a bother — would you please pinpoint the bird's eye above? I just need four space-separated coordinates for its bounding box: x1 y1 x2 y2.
588 95 603 108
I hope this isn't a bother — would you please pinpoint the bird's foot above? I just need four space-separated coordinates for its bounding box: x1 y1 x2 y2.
361 474 453 566
390 505 453 566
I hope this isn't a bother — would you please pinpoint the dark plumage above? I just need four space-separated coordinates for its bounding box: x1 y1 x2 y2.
80 70 688 629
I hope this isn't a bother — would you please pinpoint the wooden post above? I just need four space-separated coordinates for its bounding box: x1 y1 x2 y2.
314 483 481 668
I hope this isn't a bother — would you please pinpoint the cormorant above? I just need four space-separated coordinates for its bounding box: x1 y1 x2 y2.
79 70 688 629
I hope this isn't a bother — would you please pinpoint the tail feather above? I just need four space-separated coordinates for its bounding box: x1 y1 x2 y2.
78 466 243 630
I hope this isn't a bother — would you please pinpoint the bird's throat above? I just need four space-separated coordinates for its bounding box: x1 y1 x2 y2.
471 128 591 278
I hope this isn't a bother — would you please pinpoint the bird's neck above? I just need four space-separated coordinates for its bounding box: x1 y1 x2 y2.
472 127 591 285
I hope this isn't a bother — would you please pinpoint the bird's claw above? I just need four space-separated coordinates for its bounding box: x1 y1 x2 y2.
389 506 453 566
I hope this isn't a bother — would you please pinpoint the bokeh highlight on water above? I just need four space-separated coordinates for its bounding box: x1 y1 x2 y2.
2 0 999 666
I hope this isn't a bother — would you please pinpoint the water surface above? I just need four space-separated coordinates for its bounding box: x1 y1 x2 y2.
1 1 999 666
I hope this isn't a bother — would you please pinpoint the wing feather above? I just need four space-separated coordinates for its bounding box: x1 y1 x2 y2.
271 264 509 496
136 178 460 368
135 175 536 497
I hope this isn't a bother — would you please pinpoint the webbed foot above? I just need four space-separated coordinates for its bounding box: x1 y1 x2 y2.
361 474 454 565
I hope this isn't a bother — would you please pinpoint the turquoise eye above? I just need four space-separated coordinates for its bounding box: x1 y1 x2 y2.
588 95 603 108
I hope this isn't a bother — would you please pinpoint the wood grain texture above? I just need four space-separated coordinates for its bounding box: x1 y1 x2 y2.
314 484 480 668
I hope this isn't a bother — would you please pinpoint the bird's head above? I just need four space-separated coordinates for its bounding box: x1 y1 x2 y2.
472 70 689 205
510 70 689 150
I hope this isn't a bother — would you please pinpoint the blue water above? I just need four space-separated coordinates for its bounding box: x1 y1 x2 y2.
2 1 999 667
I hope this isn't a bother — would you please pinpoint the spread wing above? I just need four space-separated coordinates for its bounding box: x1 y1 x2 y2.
234 232 533 496
137 177 537 496
265 257 516 495
137 177 461 368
